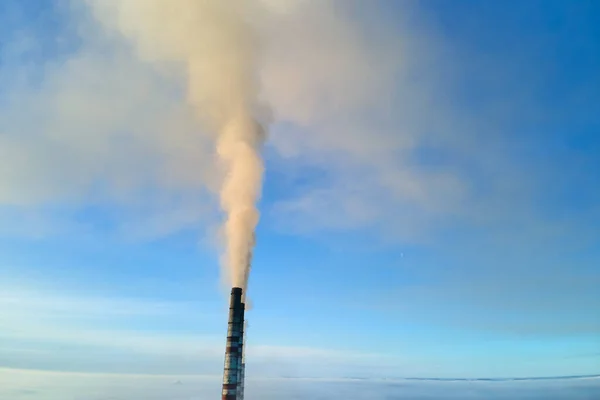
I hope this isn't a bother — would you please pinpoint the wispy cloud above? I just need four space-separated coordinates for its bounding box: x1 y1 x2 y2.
0 290 202 318
0 287 393 376
0 287 221 361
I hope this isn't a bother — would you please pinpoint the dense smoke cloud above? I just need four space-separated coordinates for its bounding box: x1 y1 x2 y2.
0 0 435 246
0 0 506 286
85 0 272 289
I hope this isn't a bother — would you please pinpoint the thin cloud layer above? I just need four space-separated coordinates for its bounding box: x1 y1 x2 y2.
0 286 393 376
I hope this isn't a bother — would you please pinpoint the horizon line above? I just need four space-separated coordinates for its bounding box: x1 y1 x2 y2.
2 367 598 382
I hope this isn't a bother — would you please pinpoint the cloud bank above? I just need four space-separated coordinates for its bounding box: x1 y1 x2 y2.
1 368 599 400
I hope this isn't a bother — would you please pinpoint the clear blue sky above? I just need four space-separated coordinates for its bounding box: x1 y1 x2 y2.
0 0 598 381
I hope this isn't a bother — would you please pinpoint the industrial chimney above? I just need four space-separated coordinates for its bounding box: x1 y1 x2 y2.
221 287 245 400
236 305 245 400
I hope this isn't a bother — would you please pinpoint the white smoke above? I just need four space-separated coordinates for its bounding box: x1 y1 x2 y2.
0 0 465 282
84 0 271 289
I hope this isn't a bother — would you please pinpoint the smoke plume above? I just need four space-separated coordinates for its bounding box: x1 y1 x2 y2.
86 0 268 290
2 0 456 270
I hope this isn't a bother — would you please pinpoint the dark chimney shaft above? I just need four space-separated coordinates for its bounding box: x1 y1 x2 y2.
221 287 245 400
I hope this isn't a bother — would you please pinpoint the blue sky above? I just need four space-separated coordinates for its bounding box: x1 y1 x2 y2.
0 0 599 385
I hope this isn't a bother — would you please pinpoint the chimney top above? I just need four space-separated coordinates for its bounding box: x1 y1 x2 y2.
231 287 243 295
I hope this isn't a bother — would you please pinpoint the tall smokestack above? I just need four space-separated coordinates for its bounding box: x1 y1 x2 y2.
222 287 244 400
238 321 247 400
236 305 245 400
